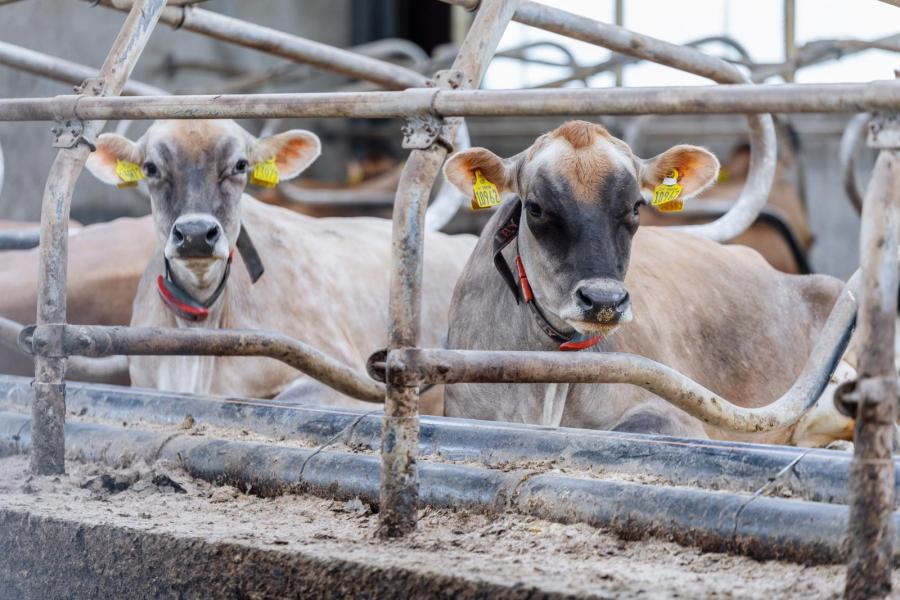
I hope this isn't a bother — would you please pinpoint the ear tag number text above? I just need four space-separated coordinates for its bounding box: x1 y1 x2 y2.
471 170 502 210
250 157 280 188
652 168 683 212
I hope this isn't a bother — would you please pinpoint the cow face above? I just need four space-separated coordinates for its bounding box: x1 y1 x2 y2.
86 120 320 299
445 121 718 336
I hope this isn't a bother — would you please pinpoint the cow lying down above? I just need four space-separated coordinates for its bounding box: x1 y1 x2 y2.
84 119 474 412
442 120 851 446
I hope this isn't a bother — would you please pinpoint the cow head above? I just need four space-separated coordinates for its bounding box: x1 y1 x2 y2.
85 120 320 301
444 121 718 336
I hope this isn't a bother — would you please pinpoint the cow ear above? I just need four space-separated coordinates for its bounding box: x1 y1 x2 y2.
639 145 719 198
254 130 321 181
85 133 141 186
444 147 518 196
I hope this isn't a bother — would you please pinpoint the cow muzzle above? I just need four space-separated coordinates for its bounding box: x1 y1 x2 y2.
169 214 226 260
566 279 632 330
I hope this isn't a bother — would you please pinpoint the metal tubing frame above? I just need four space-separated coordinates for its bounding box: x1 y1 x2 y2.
379 0 519 538
1 81 898 121
839 112 871 215
5 0 893 576
29 0 166 475
844 139 899 597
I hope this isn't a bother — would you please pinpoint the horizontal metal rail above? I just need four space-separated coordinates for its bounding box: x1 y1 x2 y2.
0 40 165 96
380 272 858 434
0 81 897 122
19 324 384 402
93 0 428 90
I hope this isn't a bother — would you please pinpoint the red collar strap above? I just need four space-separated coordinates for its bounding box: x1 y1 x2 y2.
157 250 233 322
156 223 266 322
493 200 602 352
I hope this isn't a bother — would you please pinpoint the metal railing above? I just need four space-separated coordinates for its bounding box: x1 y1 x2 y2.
0 0 897 596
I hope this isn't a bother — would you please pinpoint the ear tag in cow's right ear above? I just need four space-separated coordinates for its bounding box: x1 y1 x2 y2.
115 159 144 189
250 157 280 188
652 168 683 212
471 170 502 210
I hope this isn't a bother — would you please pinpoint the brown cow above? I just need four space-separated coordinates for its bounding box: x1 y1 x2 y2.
85 120 474 412
442 121 850 446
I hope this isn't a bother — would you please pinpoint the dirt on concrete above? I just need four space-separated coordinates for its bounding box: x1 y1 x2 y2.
0 455 888 599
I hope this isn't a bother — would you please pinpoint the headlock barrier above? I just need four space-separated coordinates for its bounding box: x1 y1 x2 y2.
0 1 897 597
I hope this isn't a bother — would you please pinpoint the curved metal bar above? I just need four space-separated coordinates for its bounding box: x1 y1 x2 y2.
24 324 385 403
389 272 859 434
440 0 777 244
839 112 871 215
0 139 4 206
425 122 471 231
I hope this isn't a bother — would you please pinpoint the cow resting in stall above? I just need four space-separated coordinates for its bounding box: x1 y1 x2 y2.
84 119 475 412
442 120 851 446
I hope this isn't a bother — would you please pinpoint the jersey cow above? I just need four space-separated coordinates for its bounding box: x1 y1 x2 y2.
85 120 474 411
442 120 849 446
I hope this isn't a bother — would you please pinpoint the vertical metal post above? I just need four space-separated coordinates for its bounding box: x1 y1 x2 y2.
844 117 900 599
377 0 519 537
613 0 624 86
30 0 165 475
783 0 796 82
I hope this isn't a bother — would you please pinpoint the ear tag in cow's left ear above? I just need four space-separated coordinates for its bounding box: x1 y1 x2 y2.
471 170 502 210
250 157 279 188
653 168 683 212
115 159 144 189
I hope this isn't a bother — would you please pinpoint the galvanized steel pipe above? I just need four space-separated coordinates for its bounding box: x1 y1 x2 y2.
839 113 871 215
386 272 858 434
30 0 166 475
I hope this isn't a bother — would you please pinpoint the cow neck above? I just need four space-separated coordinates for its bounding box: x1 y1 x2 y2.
157 223 266 323
157 251 233 323
492 199 603 352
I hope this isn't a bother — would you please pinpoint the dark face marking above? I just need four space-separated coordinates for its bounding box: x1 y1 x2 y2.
520 167 643 329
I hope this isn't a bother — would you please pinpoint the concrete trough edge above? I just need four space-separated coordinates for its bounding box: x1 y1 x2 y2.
0 410 894 565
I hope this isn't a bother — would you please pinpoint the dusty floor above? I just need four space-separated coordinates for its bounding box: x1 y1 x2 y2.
0 455 890 599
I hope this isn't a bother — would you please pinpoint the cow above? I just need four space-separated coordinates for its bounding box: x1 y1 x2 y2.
441 120 851 446
84 119 474 413
0 216 154 383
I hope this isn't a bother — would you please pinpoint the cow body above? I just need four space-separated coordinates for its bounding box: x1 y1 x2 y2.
442 121 849 445
446 218 842 444
85 120 474 411
130 195 473 408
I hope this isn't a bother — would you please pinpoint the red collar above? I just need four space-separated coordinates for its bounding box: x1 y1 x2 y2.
492 199 602 352
157 250 233 322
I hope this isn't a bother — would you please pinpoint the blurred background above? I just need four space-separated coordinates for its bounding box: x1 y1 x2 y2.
0 0 897 279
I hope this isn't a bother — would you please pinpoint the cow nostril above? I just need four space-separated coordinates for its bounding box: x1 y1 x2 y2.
616 292 630 312
172 227 184 245
575 288 595 311
205 225 220 245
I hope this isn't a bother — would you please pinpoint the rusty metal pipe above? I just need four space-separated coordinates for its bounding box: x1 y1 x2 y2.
30 0 166 475
379 0 519 538
839 113 871 215
24 324 385 403
844 147 900 599
95 0 428 90
1 82 898 122
385 271 858 434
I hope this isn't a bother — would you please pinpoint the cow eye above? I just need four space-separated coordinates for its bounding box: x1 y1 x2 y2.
143 162 159 178
233 159 249 174
525 201 543 219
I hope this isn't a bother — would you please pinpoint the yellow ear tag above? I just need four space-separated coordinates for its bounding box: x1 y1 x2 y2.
250 157 280 188
652 168 683 212
115 159 144 189
470 170 501 210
